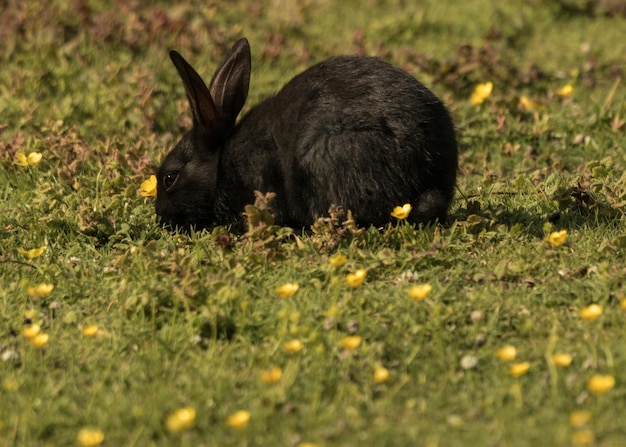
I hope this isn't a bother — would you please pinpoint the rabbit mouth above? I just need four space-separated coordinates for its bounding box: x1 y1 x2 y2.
156 204 213 233
158 217 208 233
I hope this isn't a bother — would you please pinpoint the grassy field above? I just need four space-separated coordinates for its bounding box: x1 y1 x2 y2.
1 0 626 446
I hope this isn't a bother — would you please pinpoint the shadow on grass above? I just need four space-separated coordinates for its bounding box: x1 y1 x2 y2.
452 184 624 240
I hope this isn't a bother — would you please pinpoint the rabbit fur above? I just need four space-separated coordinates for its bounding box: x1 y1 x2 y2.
156 38 457 231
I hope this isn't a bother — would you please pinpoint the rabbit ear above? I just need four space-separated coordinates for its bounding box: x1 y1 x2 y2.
169 50 221 132
208 38 251 130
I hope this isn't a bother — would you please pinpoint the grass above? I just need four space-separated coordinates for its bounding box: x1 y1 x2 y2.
1 0 626 446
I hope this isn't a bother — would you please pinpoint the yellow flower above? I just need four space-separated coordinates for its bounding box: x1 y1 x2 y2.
226 410 251 429
139 175 157 197
339 335 362 351
77 427 105 447
328 254 347 267
27 283 54 298
373 366 390 383
391 203 412 220
14 152 42 167
494 345 517 362
297 444 319 447
260 367 282 384
549 353 573 367
519 95 546 112
586 374 615 395
579 304 603 321
508 361 530 377
284 339 304 354
470 82 493 105
165 407 196 433
407 283 432 301
17 246 46 259
571 429 595 445
22 323 41 340
620 297 626 311
545 229 567 247
31 333 49 348
569 411 592 427
29 152 43 164
275 282 299 299
82 325 99 337
345 269 367 287
556 84 574 98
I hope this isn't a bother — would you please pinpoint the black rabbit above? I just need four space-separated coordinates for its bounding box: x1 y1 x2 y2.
156 38 457 231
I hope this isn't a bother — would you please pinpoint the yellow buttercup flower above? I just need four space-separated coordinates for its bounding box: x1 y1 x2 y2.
345 269 367 287
17 246 46 259
579 304 602 321
494 345 517 362
328 254 347 267
139 175 157 197
373 366 390 383
519 95 546 112
14 152 42 167
165 407 196 433
77 427 105 446
508 361 530 377
27 283 54 298
284 339 304 354
569 411 592 427
556 84 574 98
31 333 49 348
586 374 615 395
545 229 567 247
82 325 99 337
275 283 299 299
391 203 412 220
470 82 493 105
29 152 43 165
260 367 282 384
226 410 251 429
549 353 573 367
407 283 432 301
339 335 362 351
22 323 41 339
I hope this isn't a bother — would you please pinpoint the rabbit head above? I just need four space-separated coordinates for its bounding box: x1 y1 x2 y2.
155 38 251 230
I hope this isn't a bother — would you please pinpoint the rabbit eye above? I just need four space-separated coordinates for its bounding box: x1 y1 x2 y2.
163 171 179 191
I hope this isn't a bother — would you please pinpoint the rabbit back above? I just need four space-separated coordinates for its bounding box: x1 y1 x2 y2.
220 55 457 228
